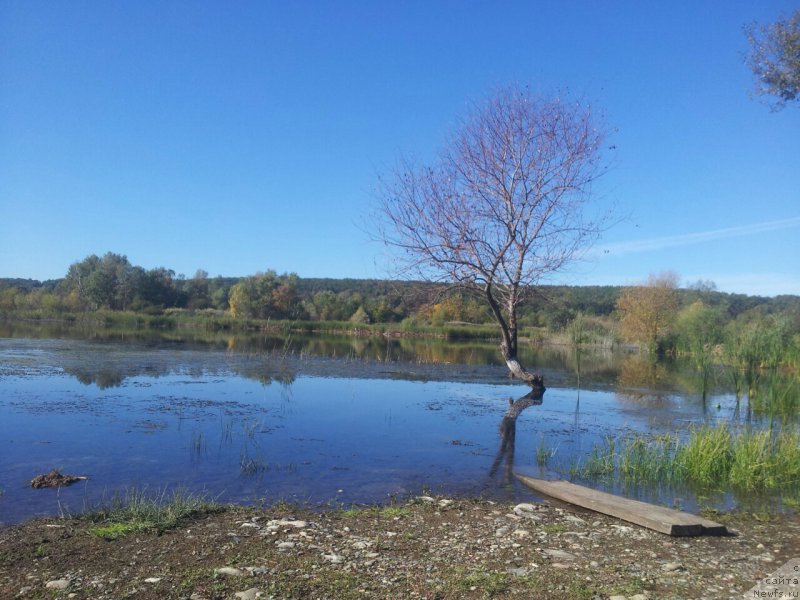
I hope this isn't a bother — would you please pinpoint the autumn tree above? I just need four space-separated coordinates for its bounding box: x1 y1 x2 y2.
376 85 609 392
745 8 800 109
616 272 679 354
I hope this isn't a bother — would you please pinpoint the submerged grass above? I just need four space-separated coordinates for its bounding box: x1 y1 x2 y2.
574 434 679 485
574 424 800 496
83 487 223 539
749 375 800 421
536 435 555 466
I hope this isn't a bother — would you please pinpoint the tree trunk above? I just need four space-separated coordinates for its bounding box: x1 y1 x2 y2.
485 283 546 393
502 347 546 394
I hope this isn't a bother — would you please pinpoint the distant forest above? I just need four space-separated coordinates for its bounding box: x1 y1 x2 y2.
2 252 799 355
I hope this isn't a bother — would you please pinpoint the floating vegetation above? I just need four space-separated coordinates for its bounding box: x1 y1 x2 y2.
30 469 88 489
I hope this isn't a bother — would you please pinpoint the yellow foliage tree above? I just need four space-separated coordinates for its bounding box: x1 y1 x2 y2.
616 271 679 353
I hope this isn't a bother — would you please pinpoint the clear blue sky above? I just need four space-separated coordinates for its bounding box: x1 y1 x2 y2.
2 1 798 296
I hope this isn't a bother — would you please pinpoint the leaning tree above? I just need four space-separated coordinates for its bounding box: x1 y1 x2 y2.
376 85 609 393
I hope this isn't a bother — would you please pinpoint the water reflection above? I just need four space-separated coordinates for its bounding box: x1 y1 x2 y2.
71 367 125 389
489 389 544 485
58 349 298 389
0 321 624 388
614 354 676 410
2 331 797 526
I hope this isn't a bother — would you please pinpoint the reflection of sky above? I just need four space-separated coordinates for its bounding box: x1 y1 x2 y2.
0 337 776 525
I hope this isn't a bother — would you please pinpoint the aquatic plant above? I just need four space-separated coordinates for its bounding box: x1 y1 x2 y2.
220 418 233 444
575 424 800 496
242 419 261 440
727 428 800 490
674 425 732 486
240 454 269 475
748 374 800 422
576 434 678 485
536 435 556 466
190 430 206 457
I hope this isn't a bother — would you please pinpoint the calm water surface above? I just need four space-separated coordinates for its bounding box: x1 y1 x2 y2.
0 333 772 525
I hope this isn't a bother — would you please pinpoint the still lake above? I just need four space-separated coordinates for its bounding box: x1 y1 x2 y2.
0 328 773 525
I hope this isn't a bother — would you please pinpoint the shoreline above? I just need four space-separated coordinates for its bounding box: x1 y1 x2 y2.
2 496 798 599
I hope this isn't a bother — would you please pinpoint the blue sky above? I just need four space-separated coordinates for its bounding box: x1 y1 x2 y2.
1 1 798 296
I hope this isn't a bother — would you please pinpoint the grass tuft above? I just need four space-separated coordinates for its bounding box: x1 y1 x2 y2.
84 487 223 539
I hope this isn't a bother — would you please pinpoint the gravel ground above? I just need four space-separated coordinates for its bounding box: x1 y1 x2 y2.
1 497 798 600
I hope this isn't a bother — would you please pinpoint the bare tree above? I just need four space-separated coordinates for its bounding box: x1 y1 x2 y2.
376 85 609 392
745 9 800 110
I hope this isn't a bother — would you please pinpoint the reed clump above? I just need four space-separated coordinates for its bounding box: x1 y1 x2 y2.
575 424 800 495
576 434 680 485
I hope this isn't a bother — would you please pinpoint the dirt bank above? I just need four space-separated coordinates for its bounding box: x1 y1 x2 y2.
1 497 798 599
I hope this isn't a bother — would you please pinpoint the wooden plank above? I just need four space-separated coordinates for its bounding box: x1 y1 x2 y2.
515 474 728 537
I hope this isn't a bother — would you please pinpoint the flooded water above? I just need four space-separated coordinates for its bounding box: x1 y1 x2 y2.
0 330 789 525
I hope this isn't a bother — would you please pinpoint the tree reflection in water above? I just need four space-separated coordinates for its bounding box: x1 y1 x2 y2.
488 389 544 484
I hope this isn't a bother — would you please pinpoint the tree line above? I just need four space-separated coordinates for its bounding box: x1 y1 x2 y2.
1 253 798 345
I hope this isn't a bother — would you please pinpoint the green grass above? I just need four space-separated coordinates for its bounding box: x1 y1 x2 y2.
574 424 800 496
675 425 732 486
749 374 800 420
729 428 800 490
339 504 412 520
536 435 555 466
453 570 512 597
606 577 647 597
84 487 223 540
89 521 152 540
540 523 568 535
573 433 683 484
376 505 412 518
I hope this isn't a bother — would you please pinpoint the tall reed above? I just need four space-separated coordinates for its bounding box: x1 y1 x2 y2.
575 424 800 495
673 425 732 486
